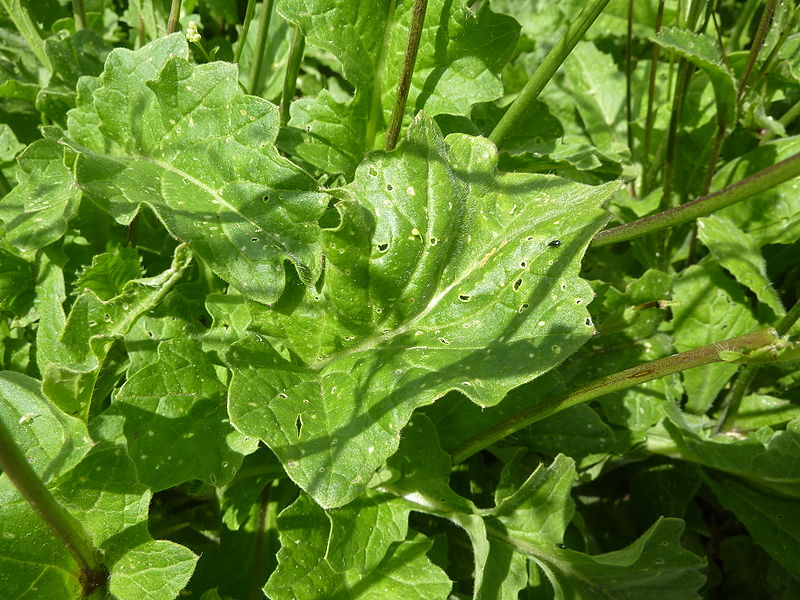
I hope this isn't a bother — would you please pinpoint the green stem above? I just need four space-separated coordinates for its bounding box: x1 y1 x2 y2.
752 5 799 91
716 297 800 432
280 26 305 126
0 419 107 595
660 0 705 209
730 0 759 50
592 150 800 247
385 0 428 150
73 0 86 30
234 0 257 65
451 329 778 464
166 0 181 34
625 0 635 162
489 0 611 146
137 10 145 47
736 0 777 103
641 0 665 195
248 0 274 96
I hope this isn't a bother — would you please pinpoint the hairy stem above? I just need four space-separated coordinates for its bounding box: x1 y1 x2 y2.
166 0 181 34
234 0 257 64
451 329 778 464
736 0 777 103
385 0 428 150
248 0 275 96
489 0 611 146
0 419 107 594
716 298 800 432
73 0 86 30
592 150 800 247
280 26 305 126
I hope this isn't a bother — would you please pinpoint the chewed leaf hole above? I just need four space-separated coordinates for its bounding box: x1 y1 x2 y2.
458 294 471 302
513 278 523 290
518 303 529 312
430 237 438 246
585 317 594 327
386 183 394 191
377 243 389 253
520 261 527 268
251 237 258 242
368 166 378 177
295 415 302 437
525 235 534 241
439 337 450 344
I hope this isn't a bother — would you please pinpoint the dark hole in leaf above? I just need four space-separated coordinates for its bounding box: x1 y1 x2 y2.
295 415 302 437
548 240 562 247
251 237 258 242
368 166 378 176
513 278 523 290
386 183 393 191
439 337 449 344
520 261 527 268
377 243 389 252
459 294 470 302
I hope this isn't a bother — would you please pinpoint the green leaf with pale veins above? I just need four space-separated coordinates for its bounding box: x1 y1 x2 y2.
697 215 784 316
228 116 615 508
74 245 143 301
64 34 327 304
265 493 452 600
115 338 258 491
0 139 81 251
672 264 758 414
278 0 520 175
41 244 192 418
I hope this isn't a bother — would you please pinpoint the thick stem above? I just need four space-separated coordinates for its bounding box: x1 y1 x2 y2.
0 419 107 594
592 150 800 247
489 0 611 146
234 0 257 65
248 0 275 96
166 0 181 34
451 329 778 464
385 0 428 150
280 26 305 126
737 0 777 102
73 0 86 30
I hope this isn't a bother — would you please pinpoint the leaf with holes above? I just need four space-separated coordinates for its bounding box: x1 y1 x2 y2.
228 115 616 508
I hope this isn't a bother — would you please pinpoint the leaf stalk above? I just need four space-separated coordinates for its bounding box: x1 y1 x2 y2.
280 26 306 126
166 0 181 34
592 150 800 247
234 0 258 65
248 0 275 96
451 329 778 464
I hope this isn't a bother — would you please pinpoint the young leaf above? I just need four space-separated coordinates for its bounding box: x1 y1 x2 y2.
229 116 616 508
64 34 328 304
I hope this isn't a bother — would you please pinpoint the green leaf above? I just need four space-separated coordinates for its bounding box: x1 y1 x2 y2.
278 0 520 174
64 34 327 304
41 244 192 418
229 116 615 508
648 415 800 498
707 474 800 581
0 248 34 315
732 394 800 431
115 338 258 491
0 122 24 162
672 264 759 414
264 493 452 600
0 139 81 251
654 27 737 129
697 215 783 315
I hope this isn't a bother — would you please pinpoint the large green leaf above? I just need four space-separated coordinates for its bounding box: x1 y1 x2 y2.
278 0 519 175
63 34 327 304
229 116 615 508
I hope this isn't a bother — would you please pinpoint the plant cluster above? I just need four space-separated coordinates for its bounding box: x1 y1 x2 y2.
1 0 800 598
